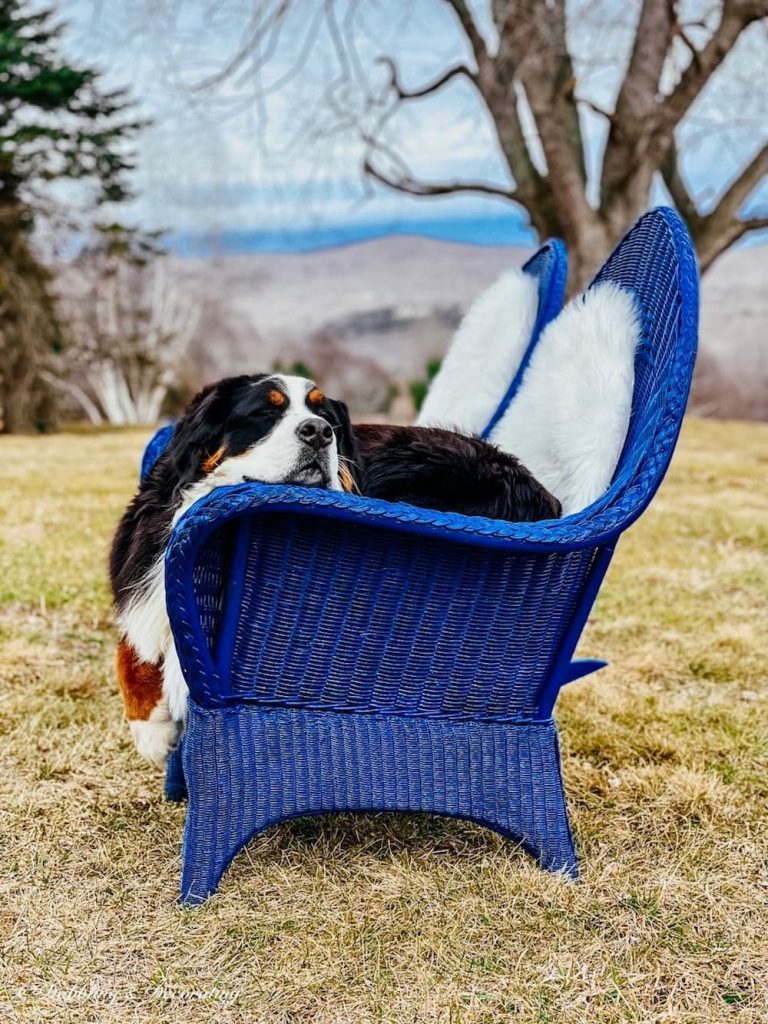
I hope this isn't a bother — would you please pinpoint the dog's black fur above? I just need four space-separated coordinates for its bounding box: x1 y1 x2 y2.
353 423 561 521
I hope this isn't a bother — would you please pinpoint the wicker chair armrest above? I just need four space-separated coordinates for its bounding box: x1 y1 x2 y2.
166 482 613 567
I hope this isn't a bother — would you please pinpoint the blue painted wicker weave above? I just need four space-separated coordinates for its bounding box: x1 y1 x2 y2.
149 210 697 903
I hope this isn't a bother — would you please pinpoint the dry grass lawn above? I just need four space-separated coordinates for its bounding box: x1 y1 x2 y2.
1 418 767 1023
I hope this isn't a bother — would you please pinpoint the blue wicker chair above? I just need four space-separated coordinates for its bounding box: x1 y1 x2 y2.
149 209 697 904
141 240 568 807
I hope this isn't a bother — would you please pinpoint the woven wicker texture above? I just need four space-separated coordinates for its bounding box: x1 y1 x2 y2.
151 210 698 900
175 512 596 719
179 704 577 904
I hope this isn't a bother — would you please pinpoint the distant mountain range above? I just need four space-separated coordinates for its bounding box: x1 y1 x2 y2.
168 233 766 420
166 211 538 258
164 209 768 260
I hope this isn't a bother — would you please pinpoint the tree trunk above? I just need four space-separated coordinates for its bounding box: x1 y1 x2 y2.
561 217 614 296
0 205 61 433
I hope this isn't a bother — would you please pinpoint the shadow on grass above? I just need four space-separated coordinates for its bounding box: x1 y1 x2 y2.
249 810 514 863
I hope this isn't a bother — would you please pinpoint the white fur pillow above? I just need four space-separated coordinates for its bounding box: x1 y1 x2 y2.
490 282 641 517
416 268 539 435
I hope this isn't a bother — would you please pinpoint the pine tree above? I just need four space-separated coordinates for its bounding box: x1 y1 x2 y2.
0 0 142 431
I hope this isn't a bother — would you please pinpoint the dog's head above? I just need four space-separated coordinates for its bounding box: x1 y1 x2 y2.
163 374 359 502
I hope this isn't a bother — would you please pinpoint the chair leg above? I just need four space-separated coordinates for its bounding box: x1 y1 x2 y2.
164 741 187 803
179 705 578 905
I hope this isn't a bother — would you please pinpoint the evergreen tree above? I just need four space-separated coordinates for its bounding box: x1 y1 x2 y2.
0 0 142 431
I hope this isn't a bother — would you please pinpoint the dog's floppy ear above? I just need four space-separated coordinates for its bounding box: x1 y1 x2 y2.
161 374 272 497
324 398 362 493
163 382 231 498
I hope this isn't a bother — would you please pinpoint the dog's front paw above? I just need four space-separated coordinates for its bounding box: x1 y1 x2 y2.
129 702 181 769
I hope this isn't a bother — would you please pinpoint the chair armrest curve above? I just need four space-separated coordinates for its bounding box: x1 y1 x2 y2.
165 481 611 572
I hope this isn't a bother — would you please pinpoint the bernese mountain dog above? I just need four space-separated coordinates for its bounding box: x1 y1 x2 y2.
110 373 560 767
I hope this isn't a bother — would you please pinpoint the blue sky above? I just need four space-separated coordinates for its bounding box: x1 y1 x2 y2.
58 0 768 239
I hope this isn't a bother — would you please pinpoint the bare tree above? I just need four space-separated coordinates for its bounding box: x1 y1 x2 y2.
171 0 768 292
48 230 200 425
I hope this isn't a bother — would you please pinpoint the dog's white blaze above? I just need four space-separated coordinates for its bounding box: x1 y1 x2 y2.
491 282 640 516
416 269 539 434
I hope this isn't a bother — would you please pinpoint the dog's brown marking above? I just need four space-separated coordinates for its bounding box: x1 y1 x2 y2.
308 387 324 406
268 388 286 407
202 445 227 473
116 641 164 720
339 463 357 494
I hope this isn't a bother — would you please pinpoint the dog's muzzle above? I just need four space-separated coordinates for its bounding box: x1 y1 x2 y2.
292 417 334 486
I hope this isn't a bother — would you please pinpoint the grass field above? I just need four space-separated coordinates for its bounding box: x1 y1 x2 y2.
1 418 767 1024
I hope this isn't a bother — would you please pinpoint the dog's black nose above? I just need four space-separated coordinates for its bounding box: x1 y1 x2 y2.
297 417 333 451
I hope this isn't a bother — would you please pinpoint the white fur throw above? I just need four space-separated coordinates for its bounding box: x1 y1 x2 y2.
416 268 539 435
490 282 641 516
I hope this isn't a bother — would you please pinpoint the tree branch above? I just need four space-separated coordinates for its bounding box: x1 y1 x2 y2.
363 154 515 201
194 1 291 90
39 370 103 424
662 136 767 271
576 95 615 122
666 140 768 271
620 0 676 118
505 0 594 237
657 0 768 133
660 137 700 225
446 2 544 209
601 0 675 203
694 213 768 272
377 57 476 100
708 141 768 223
676 26 704 71
441 0 489 70
377 30 543 213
